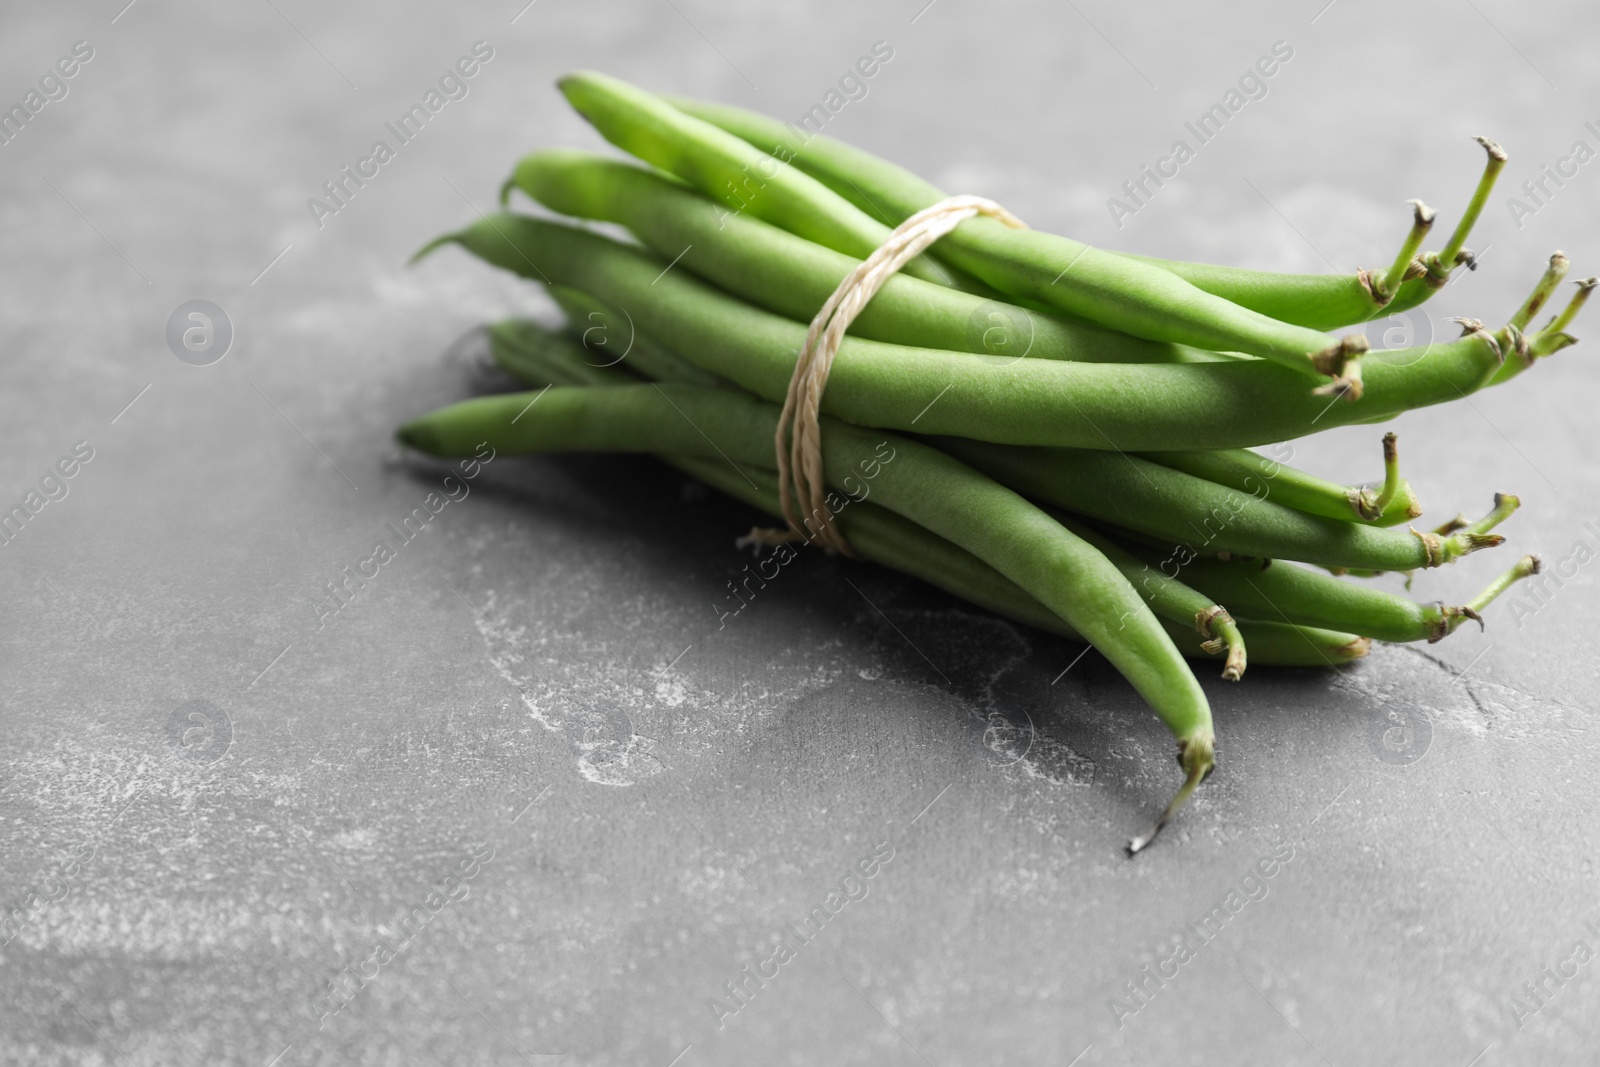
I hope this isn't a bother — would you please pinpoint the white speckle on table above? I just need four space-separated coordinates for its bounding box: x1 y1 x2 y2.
467 589 665 786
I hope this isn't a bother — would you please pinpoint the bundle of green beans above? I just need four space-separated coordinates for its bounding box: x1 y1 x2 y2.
397 71 1590 852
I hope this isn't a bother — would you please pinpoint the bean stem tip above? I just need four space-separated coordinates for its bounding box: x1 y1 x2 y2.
1432 554 1542 640
410 233 458 265
1126 734 1215 856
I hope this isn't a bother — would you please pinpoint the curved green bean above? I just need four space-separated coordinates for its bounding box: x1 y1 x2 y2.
676 456 1365 676
559 71 963 289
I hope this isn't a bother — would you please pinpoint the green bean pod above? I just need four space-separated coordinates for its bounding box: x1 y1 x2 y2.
1140 433 1421 527
659 90 1368 393
1045 509 1246 679
1135 547 1541 644
505 148 1222 366
414 214 1534 451
938 439 1509 573
557 71 965 289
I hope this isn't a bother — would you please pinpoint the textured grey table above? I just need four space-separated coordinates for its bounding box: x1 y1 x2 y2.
3 2 1598 1064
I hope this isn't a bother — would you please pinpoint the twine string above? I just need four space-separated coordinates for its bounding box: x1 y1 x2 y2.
766 194 1027 555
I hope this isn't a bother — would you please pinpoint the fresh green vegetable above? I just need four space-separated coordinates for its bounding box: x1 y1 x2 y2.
1128 540 1540 644
487 314 1369 676
394 72 1586 853
557 71 965 289
1119 138 1508 326
1140 433 1420 526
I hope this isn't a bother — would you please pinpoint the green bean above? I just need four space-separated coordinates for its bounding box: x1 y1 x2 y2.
1116 204 1428 332
504 148 1224 366
937 438 1510 573
487 319 618 389
1136 544 1540 643
1119 138 1508 327
415 214 1556 451
1543 276 1598 336
1463 252 1578 390
669 96 1505 334
1185 621 1369 667
1044 508 1246 679
558 71 964 289
399 381 1216 848
637 87 1367 395
1141 433 1420 526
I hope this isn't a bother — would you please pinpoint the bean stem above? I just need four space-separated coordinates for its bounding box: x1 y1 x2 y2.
1510 252 1570 333
1364 433 1407 521
1376 201 1435 301
1545 277 1598 335
1141 434 1421 527
1428 136 1509 281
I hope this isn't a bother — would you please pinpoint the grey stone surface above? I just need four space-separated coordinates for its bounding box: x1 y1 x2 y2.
1 1 1597 1064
